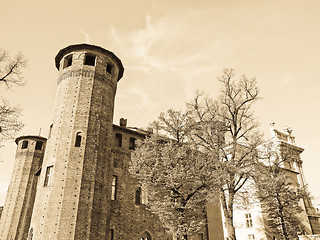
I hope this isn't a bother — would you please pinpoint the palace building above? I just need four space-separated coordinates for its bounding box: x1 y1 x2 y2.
0 44 319 240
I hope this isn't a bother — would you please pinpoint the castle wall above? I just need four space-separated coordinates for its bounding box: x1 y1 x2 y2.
109 126 169 239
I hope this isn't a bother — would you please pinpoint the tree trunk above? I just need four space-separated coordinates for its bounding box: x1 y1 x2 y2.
226 218 236 240
220 188 237 240
279 209 289 240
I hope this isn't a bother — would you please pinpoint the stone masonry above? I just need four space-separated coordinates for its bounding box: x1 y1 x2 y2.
0 136 46 240
28 44 124 240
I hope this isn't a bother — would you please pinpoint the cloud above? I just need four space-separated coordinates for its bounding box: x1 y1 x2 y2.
278 73 295 84
78 29 91 43
108 12 221 76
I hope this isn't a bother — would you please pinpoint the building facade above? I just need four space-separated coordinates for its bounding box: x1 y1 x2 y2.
0 44 319 240
221 123 320 240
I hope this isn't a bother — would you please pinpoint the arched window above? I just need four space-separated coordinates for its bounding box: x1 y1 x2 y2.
135 187 141 205
141 231 152 240
115 133 122 147
111 176 117 200
75 132 82 147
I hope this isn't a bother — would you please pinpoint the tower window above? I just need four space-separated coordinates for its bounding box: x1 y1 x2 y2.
75 132 82 147
110 229 114 240
135 187 141 205
245 213 253 228
44 165 54 187
129 137 136 150
84 54 96 66
63 54 73 69
115 134 122 147
22 140 28 149
35 141 43 150
106 63 113 74
111 176 117 200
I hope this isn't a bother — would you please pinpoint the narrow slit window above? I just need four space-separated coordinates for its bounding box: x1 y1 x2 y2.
106 63 113 74
44 165 54 187
75 132 82 147
135 187 141 205
84 54 96 66
63 54 73 69
22 140 28 149
111 176 117 200
35 141 43 150
110 229 114 240
115 134 122 147
129 137 136 150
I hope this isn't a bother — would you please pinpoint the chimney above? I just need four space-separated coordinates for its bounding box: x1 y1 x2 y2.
120 118 127 127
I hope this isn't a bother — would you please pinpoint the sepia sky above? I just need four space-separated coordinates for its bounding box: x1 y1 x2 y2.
0 0 320 205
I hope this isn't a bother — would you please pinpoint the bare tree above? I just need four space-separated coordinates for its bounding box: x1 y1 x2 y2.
187 69 262 240
0 98 23 147
0 49 26 146
130 69 262 240
0 49 27 89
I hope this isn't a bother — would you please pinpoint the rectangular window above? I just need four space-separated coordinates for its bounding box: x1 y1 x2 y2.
44 166 54 187
129 137 136 150
35 141 43 150
84 54 96 66
115 134 122 147
22 140 28 149
111 176 117 200
63 54 73 69
245 213 253 228
106 63 113 74
248 234 255 240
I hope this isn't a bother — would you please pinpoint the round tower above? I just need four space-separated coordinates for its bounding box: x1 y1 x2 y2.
0 136 46 240
29 44 124 240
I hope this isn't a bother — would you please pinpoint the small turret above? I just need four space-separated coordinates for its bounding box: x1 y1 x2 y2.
0 135 46 240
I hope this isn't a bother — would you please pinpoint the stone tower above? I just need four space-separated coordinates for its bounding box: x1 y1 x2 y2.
0 136 46 240
29 44 124 240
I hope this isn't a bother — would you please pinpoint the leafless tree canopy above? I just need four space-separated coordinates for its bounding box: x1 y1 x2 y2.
187 69 262 240
0 98 23 146
0 49 26 146
0 49 27 89
131 69 262 240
